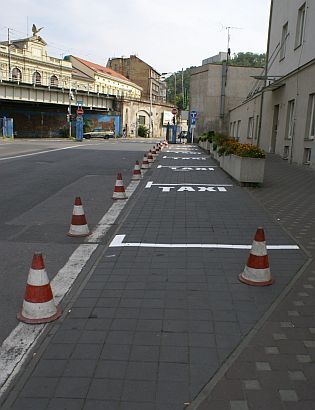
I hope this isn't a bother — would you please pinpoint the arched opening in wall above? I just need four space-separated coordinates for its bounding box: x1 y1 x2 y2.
32 71 42 85
50 75 59 87
12 67 22 82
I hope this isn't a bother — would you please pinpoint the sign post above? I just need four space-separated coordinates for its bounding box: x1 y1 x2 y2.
190 110 197 144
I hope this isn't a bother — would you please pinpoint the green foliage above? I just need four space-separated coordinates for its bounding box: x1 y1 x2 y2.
138 124 149 138
229 52 266 67
164 67 195 108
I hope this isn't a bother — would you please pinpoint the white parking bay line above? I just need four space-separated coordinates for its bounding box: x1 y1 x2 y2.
109 234 300 250
87 181 140 243
0 179 140 396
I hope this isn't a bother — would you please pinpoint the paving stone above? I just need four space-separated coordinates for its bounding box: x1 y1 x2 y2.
264 346 279 355
122 380 156 402
243 380 261 390
256 362 271 371
87 379 123 401
279 389 299 402
288 370 307 381
229 400 249 410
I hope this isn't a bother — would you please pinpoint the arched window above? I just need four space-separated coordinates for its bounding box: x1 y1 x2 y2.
12 67 22 82
50 75 59 87
32 71 41 85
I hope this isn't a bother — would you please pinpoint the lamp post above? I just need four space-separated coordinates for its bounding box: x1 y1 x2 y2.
149 76 153 138
68 86 74 138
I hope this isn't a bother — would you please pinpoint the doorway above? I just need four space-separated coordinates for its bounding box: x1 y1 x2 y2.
271 104 279 153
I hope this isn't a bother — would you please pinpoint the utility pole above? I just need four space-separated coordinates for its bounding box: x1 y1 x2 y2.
149 76 153 138
174 73 176 106
7 28 11 80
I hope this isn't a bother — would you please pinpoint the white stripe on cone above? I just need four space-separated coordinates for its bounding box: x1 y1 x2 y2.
69 224 90 236
241 266 271 283
113 176 127 199
27 268 50 286
21 300 60 320
132 163 142 180
72 205 85 216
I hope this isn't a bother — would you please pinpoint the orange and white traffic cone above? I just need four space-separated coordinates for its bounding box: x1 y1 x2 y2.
147 151 154 166
17 253 62 324
112 173 127 199
68 197 90 237
151 147 157 159
239 227 274 286
141 154 149 170
132 160 142 180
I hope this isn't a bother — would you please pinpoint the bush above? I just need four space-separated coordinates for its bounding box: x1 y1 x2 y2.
138 125 149 138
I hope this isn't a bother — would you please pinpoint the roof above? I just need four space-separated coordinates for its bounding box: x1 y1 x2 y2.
74 56 130 81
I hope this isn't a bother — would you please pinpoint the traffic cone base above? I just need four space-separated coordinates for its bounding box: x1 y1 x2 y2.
113 173 127 199
68 197 90 237
17 304 62 324
239 227 274 286
132 161 142 180
17 253 62 324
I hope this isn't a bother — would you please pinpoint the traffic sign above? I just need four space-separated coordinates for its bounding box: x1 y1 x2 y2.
190 110 197 118
76 107 84 115
172 108 178 115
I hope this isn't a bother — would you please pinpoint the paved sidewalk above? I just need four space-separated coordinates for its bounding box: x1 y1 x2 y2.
1 148 311 410
193 155 315 410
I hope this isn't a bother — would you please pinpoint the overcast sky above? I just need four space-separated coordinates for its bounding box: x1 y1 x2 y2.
1 0 270 73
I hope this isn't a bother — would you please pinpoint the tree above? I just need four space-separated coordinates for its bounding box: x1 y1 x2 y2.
164 67 194 109
229 52 266 67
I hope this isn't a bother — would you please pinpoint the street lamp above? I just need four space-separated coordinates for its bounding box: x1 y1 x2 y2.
149 76 153 138
68 86 74 138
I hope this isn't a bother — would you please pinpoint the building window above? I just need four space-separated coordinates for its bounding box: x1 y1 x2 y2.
306 94 315 140
32 71 41 85
303 148 311 164
280 22 288 60
50 75 59 87
295 2 306 49
139 115 145 125
12 67 22 82
229 122 233 137
247 117 254 139
286 100 295 139
236 120 241 140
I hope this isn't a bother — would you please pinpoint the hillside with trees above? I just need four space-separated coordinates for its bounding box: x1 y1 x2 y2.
166 52 266 108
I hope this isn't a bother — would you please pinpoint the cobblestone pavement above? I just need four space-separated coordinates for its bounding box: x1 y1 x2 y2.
193 154 315 410
1 149 311 410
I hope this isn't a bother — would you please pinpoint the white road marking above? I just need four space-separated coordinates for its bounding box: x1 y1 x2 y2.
162 156 208 160
145 182 232 188
157 165 217 168
0 143 102 162
157 165 216 171
109 235 300 250
0 177 140 396
87 181 140 243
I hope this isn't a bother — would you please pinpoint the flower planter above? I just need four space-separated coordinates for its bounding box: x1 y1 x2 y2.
212 150 220 162
220 154 265 183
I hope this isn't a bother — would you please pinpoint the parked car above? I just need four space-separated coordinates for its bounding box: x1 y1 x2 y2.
83 128 115 139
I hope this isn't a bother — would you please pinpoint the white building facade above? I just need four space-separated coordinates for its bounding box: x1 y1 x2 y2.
230 0 315 168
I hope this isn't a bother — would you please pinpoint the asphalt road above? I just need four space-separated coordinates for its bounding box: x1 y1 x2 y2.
0 138 156 345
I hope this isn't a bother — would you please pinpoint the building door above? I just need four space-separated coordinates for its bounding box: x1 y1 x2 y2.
271 104 279 153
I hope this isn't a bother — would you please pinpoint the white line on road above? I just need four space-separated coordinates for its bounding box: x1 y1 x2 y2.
109 235 300 250
157 165 217 168
87 181 140 243
0 143 102 162
145 181 232 188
